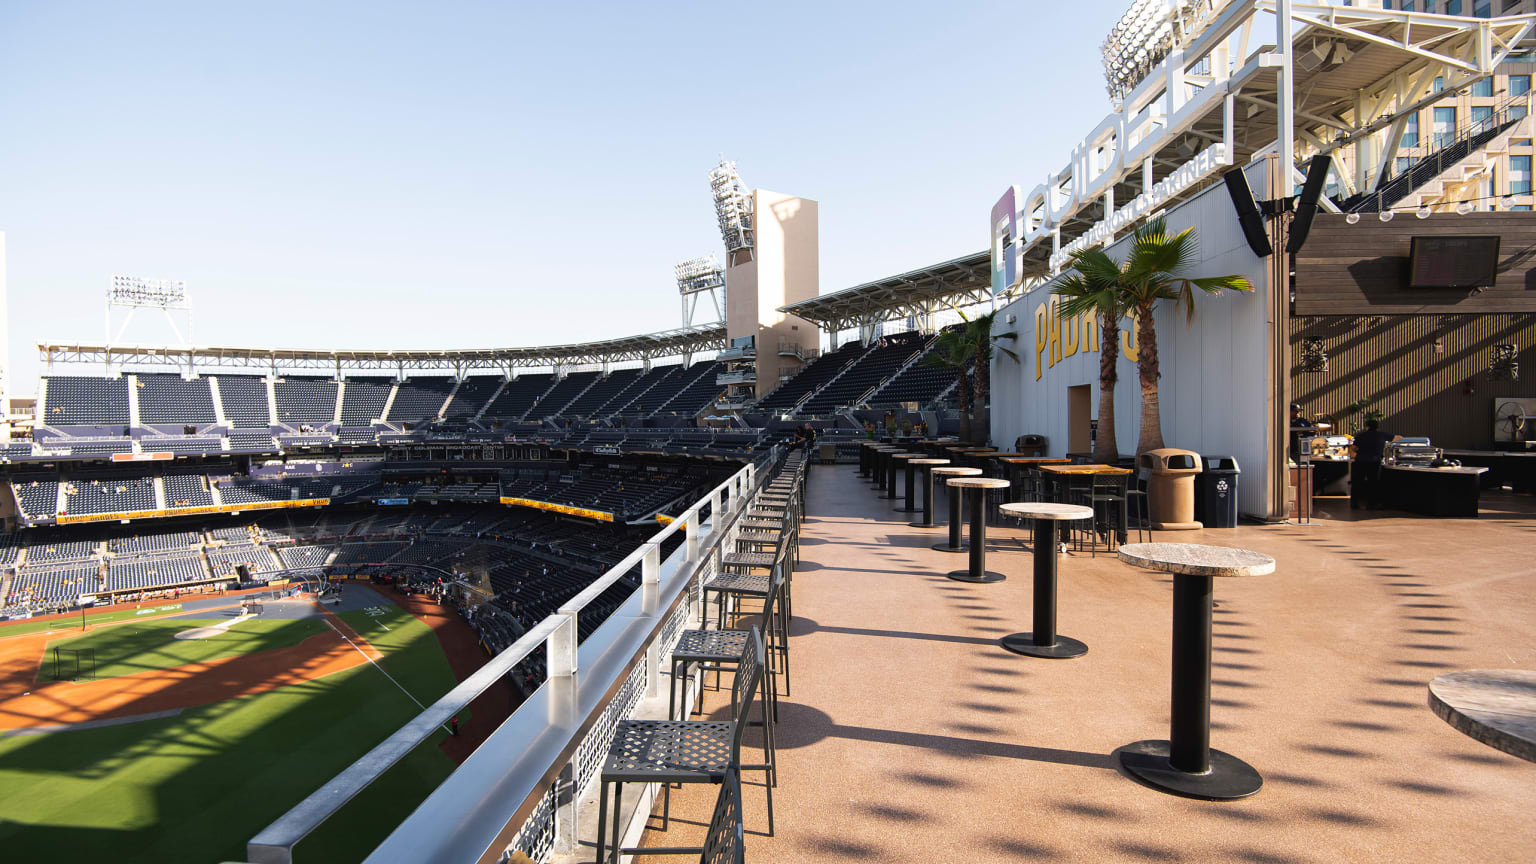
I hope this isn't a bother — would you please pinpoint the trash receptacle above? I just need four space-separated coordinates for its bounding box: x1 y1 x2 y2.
1138 449 1203 530
1197 456 1240 528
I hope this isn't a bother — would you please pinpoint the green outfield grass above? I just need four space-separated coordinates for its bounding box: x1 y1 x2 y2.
0 598 467 864
38 617 329 682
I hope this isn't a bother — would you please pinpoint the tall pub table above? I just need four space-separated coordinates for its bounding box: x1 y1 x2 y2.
908 459 951 527
1115 543 1275 799
892 453 923 513
885 452 918 501
944 477 1012 583
998 503 1094 658
930 467 982 550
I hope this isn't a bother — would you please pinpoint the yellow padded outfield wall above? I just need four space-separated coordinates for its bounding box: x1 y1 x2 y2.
499 497 614 523
55 498 330 525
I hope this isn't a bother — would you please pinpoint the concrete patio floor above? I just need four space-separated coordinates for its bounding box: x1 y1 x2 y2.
635 464 1536 864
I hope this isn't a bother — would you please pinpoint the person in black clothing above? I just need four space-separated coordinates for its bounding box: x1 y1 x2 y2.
1350 418 1390 510
1288 403 1315 463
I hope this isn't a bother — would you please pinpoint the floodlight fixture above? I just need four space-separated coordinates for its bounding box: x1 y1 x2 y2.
1100 0 1234 105
108 275 189 310
676 255 725 296
709 158 755 252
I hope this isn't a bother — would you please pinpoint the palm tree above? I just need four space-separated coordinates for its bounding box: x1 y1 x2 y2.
1116 216 1253 454
923 328 974 442
1053 248 1128 463
966 311 1017 443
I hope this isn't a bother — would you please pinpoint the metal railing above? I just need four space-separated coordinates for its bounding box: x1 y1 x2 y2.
243 447 781 864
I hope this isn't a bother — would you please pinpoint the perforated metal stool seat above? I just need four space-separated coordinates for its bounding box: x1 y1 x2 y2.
673 628 751 661
722 552 776 570
737 528 781 541
742 515 784 527
708 571 772 595
602 720 736 783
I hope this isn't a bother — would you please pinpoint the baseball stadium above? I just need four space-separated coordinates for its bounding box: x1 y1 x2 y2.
5 1 1536 864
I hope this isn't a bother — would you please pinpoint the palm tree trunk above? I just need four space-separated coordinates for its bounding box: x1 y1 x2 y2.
1134 301 1165 454
971 349 989 444
955 372 973 443
1093 316 1120 463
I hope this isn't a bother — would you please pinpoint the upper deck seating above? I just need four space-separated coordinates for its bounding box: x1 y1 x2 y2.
273 377 338 426
136 374 217 425
43 376 130 427
216 375 273 428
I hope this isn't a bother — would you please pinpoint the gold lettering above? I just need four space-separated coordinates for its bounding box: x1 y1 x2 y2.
1122 310 1139 364
1034 302 1048 381
1048 297 1062 366
1062 306 1079 359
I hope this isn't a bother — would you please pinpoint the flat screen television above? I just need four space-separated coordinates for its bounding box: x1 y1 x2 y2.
1407 235 1501 288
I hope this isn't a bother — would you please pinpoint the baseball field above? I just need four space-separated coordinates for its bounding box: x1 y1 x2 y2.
0 584 501 863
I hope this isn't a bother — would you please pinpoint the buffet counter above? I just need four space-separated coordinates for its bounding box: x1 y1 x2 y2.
1381 465 1490 517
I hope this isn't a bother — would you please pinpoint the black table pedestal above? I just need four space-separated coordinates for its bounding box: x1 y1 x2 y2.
1118 572 1262 800
911 467 937 528
1000 520 1087 659
894 463 917 512
874 452 888 490
948 488 1004 583
858 446 871 478
885 457 900 499
932 482 966 552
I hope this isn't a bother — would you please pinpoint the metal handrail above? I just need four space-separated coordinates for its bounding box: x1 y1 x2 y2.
243 448 779 864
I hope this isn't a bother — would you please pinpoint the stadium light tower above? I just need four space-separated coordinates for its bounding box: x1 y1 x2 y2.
106 275 193 368
675 254 725 327
1101 0 1232 107
709 158 755 263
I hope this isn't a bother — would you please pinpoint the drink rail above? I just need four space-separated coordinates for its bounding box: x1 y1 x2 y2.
242 448 779 864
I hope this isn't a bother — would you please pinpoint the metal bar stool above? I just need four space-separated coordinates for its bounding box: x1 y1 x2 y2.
595 629 769 863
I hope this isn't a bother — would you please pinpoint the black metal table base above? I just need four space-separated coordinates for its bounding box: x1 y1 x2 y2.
999 632 1088 658
947 569 1006 583
932 542 968 553
1117 740 1263 800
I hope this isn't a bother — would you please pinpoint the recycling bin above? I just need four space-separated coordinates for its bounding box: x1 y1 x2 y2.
1138 449 1203 530
1196 456 1240 528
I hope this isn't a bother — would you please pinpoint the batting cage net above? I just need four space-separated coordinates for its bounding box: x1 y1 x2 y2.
51 646 96 681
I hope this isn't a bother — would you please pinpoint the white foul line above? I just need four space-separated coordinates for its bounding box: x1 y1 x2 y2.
324 618 439 723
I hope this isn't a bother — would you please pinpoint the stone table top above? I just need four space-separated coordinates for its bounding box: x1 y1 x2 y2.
1429 669 1536 763
945 477 1012 489
891 452 922 460
910 459 950 466
1117 543 1276 577
931 467 983 477
1001 502 1095 521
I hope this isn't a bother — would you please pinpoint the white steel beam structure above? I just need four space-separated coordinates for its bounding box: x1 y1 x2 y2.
38 323 725 378
990 1 1536 283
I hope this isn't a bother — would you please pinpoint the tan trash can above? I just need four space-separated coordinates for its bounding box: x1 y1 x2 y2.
1138 449 1204 530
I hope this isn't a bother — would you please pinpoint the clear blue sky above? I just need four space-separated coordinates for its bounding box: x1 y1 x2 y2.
0 0 1124 390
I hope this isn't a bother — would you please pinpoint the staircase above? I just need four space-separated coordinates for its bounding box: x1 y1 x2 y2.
1346 93 1532 214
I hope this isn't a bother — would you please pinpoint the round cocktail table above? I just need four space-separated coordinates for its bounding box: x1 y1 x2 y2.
1115 542 1275 800
893 453 922 513
870 446 899 491
885 452 916 500
930 467 982 551
908 459 950 528
1428 669 1536 763
999 503 1094 658
944 477 1012 583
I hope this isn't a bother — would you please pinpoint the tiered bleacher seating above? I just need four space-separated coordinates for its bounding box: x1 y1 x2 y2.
651 361 724 416
62 477 157 515
40 438 134 456
866 335 964 407
215 376 272 427
110 531 199 555
43 376 130 427
327 542 405 575
799 333 927 415
387 377 455 424
210 525 257 543
228 430 278 453
0 442 33 460
136 374 217 425
339 377 393 425
444 376 502 420
277 545 331 573
164 474 216 508
601 364 680 416
0 535 20 568
26 539 99 564
273 377 338 427
217 480 293 505
13 481 60 519
104 553 207 592
528 371 599 419
141 436 222 454
756 340 866 412
559 368 640 418
481 373 554 423
208 544 278 580
9 563 100 608
337 427 378 444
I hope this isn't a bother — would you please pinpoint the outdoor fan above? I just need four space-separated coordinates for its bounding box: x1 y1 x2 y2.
1494 401 1529 442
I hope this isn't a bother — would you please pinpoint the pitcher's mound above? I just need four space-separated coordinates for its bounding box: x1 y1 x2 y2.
175 612 255 640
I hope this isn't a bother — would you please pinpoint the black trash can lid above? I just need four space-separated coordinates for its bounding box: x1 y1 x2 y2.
1203 456 1240 472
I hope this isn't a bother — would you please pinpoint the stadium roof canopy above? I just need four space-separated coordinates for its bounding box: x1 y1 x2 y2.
776 251 1014 335
38 323 725 375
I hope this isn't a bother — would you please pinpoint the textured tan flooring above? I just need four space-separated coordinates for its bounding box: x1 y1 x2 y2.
636 465 1536 863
